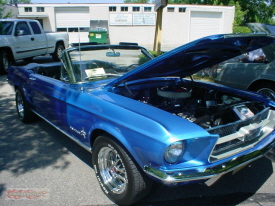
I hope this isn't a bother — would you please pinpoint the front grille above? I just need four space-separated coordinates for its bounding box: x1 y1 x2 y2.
207 108 269 137
207 108 271 161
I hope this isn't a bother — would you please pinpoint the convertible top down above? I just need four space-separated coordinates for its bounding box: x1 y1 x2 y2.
7 33 275 205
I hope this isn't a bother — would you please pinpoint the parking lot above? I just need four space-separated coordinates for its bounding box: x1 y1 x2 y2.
1 56 275 206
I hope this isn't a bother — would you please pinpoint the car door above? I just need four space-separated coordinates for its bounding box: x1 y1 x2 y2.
13 21 37 59
27 73 70 133
29 21 48 55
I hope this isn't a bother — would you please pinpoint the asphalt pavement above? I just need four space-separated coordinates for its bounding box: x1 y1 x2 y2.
0 56 275 206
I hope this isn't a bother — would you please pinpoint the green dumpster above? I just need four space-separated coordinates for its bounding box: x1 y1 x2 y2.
88 30 108 44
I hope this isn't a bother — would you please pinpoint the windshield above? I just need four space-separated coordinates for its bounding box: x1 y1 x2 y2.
67 47 151 83
0 22 14 35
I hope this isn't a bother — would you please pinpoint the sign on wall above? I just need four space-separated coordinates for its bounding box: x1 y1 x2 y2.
110 14 132 25
133 13 155 25
110 13 155 26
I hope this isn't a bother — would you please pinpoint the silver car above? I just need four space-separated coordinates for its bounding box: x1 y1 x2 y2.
215 23 275 100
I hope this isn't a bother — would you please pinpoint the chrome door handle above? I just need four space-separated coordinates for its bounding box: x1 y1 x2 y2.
29 77 36 80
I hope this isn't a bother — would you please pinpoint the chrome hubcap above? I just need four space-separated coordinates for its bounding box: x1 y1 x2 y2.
3 53 9 72
257 88 275 101
98 147 127 194
16 92 24 118
57 47 63 59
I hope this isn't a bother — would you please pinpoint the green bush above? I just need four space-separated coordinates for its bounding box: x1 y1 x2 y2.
233 26 252 33
138 50 165 65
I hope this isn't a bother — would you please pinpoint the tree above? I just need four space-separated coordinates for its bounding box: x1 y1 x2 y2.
168 0 275 24
0 0 12 19
238 0 275 24
9 0 31 3
228 0 247 25
1 0 31 19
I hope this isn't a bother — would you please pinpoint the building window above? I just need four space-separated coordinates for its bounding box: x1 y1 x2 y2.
37 7 44 12
57 28 67 32
144 7 152 12
179 7 186 12
24 7 32 12
133 7 140 12
109 6 116 12
167 7 175 12
121 7 128 12
57 27 89 32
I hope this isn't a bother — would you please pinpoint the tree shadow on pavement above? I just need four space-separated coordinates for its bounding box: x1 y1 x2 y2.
0 93 71 176
0 56 93 178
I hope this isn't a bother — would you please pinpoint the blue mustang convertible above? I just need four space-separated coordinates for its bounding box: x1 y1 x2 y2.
7 33 275 205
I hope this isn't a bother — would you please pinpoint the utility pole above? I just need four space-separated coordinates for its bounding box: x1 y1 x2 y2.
153 0 167 55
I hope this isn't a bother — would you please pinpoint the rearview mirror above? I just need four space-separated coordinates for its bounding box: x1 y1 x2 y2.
106 52 120 57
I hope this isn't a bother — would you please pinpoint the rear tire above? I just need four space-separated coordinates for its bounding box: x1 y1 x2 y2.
52 43 64 61
92 135 152 205
15 89 37 123
251 82 275 101
0 50 11 74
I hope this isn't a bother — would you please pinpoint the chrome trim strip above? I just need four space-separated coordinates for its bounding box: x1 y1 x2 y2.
31 109 92 152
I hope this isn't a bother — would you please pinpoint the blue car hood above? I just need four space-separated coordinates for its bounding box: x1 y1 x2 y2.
108 33 275 87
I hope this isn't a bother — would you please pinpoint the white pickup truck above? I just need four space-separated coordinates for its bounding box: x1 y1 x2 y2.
0 19 69 74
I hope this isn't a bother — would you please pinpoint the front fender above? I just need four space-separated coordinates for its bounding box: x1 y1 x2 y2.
89 119 169 171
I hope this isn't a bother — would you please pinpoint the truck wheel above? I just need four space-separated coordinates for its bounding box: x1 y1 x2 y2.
0 50 11 74
92 135 152 205
252 83 275 101
52 43 64 61
15 89 37 123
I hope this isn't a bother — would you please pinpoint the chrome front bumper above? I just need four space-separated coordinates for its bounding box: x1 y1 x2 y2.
144 132 275 186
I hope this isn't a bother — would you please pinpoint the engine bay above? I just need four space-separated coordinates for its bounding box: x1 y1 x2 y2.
117 80 266 129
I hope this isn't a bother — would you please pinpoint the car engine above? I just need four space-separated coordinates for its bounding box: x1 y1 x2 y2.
119 82 266 129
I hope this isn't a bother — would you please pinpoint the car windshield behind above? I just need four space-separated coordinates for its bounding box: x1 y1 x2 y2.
0 22 14 35
68 47 150 82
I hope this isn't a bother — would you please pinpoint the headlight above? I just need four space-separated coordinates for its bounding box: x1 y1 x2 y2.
164 141 185 164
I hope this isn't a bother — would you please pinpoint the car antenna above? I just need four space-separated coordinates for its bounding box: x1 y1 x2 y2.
77 27 82 61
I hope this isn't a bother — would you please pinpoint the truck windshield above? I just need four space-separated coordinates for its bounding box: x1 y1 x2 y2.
0 22 14 35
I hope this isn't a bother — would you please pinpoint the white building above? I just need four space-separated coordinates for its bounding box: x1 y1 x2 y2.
15 3 235 50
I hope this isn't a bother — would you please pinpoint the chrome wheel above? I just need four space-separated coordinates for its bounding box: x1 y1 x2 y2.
57 46 63 59
257 88 275 101
16 91 24 119
15 89 37 123
93 135 152 205
3 52 9 72
0 50 11 74
97 146 127 194
52 44 64 61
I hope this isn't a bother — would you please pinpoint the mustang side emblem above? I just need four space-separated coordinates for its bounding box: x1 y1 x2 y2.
70 126 86 138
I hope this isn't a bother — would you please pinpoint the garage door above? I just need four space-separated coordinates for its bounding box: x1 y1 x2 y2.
190 11 222 42
55 7 90 43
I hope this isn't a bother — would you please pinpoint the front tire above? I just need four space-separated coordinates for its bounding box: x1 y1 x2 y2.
52 43 64 61
252 83 275 101
92 135 152 205
15 89 37 123
0 50 11 74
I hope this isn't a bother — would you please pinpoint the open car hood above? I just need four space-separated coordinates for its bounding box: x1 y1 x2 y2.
108 33 275 87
